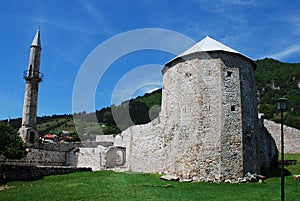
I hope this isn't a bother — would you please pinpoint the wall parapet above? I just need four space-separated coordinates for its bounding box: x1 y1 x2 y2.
38 141 113 152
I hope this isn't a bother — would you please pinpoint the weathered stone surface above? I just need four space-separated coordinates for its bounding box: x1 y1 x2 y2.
160 175 179 181
19 27 42 146
0 148 66 166
264 119 300 153
84 50 277 183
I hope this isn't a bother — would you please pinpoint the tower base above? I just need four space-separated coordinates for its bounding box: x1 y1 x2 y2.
18 126 39 147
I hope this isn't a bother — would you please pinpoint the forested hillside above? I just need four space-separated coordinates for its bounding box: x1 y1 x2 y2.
73 88 162 134
3 58 299 137
255 58 300 129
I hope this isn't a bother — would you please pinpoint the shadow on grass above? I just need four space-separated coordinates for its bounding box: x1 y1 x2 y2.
263 167 291 178
0 175 44 186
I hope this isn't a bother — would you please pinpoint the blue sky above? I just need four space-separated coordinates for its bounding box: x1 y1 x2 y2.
0 0 299 120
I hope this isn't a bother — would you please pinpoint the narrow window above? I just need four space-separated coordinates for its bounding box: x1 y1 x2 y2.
29 131 35 143
231 105 236 111
226 71 233 77
185 72 192 78
29 65 32 76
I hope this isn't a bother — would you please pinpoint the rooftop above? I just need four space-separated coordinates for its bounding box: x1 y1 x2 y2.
163 36 254 73
178 36 240 57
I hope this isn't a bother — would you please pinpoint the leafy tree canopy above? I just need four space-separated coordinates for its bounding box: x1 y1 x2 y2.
0 123 27 159
255 58 300 129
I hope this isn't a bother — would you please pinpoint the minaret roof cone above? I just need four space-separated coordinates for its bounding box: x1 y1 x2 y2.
31 25 41 48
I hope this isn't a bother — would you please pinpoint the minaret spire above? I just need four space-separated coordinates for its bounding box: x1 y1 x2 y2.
31 25 41 48
18 26 43 146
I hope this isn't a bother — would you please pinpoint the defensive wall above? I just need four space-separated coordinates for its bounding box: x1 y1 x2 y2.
0 165 91 184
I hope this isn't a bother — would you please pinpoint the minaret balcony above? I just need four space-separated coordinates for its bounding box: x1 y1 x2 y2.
23 70 44 82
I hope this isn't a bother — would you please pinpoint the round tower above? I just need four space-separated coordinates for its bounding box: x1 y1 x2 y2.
18 26 43 146
160 36 260 182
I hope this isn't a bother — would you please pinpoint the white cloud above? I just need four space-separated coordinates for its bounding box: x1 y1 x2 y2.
76 0 100 19
192 0 259 11
268 45 300 60
258 13 300 61
229 0 257 6
286 14 300 36
111 64 162 106
75 0 115 35
146 87 160 94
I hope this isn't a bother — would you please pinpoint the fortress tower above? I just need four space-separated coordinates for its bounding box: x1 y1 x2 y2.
112 36 262 182
72 36 276 182
159 36 260 181
18 26 43 145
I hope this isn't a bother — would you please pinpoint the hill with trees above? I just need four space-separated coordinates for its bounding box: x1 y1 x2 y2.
2 58 299 139
255 58 300 129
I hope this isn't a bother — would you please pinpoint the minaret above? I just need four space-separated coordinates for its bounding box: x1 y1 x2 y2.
18 26 43 145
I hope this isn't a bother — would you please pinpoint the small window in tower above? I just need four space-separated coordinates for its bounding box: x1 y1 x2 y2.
185 72 192 78
226 71 233 77
29 131 35 143
231 105 236 111
29 65 32 76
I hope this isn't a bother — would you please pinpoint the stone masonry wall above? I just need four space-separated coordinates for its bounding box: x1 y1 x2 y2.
217 52 260 176
0 165 91 184
114 118 164 173
0 148 66 166
219 56 244 180
65 141 114 170
264 119 300 153
69 147 102 170
258 117 278 171
112 51 263 183
66 51 276 183
160 53 224 181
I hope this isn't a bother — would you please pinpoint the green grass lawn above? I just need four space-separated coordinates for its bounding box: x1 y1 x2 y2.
1 154 300 201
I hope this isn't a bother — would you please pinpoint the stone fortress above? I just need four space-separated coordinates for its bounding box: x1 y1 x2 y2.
80 36 277 183
5 27 300 183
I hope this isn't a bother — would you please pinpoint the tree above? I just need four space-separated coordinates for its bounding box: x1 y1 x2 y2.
255 58 300 129
0 123 27 159
129 100 150 124
103 111 115 126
